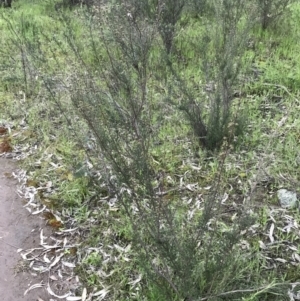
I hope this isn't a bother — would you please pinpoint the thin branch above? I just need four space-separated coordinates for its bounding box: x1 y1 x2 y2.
200 282 300 301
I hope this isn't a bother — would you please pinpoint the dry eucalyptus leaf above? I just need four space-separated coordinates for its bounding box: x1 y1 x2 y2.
49 253 64 269
293 253 300 262
275 258 287 263
24 283 44 295
259 241 266 249
46 283 70 299
92 287 111 298
82 288 87 301
269 223 275 243
32 205 46 215
43 254 51 263
62 261 76 268
289 245 298 251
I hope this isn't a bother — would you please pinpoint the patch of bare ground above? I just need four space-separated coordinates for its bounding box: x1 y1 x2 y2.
0 158 79 301
0 158 50 300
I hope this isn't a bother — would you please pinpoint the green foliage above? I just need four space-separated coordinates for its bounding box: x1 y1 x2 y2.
58 177 89 207
83 251 102 267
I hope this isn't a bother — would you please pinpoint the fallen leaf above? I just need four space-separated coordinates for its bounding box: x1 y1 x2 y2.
277 116 287 127
49 253 64 269
40 229 46 245
24 283 44 295
43 254 51 263
289 245 298 251
124 244 131 252
62 261 76 268
114 244 125 252
275 258 287 263
259 241 266 249
92 287 111 299
46 283 70 299
32 205 46 215
269 223 275 243
82 288 87 301
221 193 229 204
293 253 300 262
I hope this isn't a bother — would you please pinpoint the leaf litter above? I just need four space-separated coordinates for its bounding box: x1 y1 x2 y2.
2 143 141 300
12 157 300 299
9 167 84 299
3 84 300 299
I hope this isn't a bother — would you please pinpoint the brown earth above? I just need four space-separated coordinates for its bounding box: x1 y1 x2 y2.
0 158 50 301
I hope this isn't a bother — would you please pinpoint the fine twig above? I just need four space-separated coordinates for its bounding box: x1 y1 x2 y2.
200 282 300 300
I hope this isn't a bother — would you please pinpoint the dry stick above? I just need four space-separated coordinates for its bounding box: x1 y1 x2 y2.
199 282 300 301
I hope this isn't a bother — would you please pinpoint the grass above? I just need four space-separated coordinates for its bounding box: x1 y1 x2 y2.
2 0 300 300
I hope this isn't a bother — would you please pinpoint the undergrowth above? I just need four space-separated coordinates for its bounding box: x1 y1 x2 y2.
1 0 300 300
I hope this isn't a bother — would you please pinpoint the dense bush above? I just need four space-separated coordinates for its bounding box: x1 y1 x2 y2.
42 1 262 299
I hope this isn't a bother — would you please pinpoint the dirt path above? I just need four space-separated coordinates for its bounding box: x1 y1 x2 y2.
0 158 50 301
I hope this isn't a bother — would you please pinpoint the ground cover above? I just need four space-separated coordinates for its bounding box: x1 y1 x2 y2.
1 1 300 300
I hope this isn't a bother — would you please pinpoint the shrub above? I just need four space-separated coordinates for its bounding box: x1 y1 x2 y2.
255 0 296 30
166 0 256 151
0 0 12 8
43 2 264 300
6 1 283 300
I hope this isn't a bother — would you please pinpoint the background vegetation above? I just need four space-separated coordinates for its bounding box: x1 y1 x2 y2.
1 0 300 300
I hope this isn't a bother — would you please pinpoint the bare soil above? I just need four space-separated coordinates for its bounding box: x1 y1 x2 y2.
0 158 50 301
